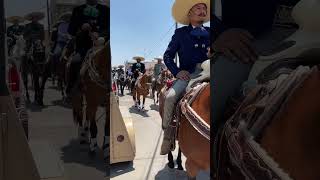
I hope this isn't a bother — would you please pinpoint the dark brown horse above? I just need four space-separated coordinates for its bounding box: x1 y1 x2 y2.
71 41 110 155
152 70 171 104
132 72 152 110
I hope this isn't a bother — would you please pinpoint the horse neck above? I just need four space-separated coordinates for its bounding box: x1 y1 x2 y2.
94 45 109 81
260 69 320 180
190 85 210 125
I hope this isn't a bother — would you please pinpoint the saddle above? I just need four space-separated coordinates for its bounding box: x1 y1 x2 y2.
216 59 320 180
159 61 211 151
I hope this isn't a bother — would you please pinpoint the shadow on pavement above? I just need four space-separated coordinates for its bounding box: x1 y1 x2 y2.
47 85 61 91
60 139 107 174
129 106 150 117
51 99 72 109
149 104 159 112
110 161 135 178
26 102 50 112
155 165 188 180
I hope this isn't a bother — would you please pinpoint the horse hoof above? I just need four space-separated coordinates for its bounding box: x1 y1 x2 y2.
167 162 175 169
80 140 88 144
177 166 184 171
88 150 96 157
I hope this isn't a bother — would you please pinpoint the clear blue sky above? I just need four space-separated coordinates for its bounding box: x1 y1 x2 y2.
111 0 210 66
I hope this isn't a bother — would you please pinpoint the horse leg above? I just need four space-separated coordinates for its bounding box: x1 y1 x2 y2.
185 158 200 179
142 96 145 110
22 72 30 102
103 103 110 160
156 91 160 104
87 105 98 155
176 147 184 170
167 151 175 169
33 73 40 104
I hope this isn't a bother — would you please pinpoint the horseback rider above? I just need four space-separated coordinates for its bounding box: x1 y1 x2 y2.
6 16 25 56
130 56 146 92
65 0 109 98
50 13 72 64
23 12 45 59
160 0 211 155
153 56 166 79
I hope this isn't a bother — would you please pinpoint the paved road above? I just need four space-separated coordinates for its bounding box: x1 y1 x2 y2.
110 89 210 180
27 80 209 180
27 80 108 180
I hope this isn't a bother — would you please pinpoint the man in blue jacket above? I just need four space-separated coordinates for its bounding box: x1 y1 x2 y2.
161 0 211 155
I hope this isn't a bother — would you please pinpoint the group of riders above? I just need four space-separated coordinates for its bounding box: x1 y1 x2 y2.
112 56 172 96
6 0 109 105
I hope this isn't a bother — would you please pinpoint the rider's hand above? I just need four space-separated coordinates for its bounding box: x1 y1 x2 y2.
211 28 258 63
81 23 92 31
176 70 190 81
207 47 214 58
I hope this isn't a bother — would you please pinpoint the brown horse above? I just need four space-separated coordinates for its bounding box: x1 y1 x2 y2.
159 80 210 179
216 58 320 180
177 82 210 178
152 70 171 104
57 40 75 100
132 72 152 110
71 41 110 155
259 66 320 180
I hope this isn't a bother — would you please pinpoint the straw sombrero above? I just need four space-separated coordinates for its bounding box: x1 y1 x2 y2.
6 16 25 24
133 56 145 61
154 56 163 61
172 0 210 25
24 12 45 21
113 66 117 69
118 65 124 68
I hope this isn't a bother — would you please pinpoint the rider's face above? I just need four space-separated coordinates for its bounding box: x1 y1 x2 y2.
86 0 98 5
188 3 207 25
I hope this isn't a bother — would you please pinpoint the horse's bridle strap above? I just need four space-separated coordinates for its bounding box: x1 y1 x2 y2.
180 82 210 141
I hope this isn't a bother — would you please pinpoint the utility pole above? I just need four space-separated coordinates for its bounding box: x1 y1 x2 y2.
46 0 51 36
0 0 8 96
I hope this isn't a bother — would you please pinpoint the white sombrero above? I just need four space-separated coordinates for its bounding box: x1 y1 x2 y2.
118 65 124 68
133 56 145 61
6 16 25 24
24 12 45 21
172 0 210 25
154 56 163 61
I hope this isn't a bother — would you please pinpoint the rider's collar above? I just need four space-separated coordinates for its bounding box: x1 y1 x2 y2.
86 4 97 8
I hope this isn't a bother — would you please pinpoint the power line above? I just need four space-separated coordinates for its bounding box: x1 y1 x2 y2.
144 22 176 59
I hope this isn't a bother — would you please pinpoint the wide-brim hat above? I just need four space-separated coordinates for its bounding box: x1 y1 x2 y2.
118 65 124 68
24 12 45 21
58 12 72 22
133 56 145 61
6 16 25 23
172 0 210 25
154 56 163 61
112 66 117 69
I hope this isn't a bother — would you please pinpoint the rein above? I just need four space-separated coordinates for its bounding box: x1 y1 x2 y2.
179 82 210 141
85 47 108 90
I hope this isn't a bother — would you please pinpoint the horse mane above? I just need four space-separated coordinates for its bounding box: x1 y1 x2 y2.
93 41 110 81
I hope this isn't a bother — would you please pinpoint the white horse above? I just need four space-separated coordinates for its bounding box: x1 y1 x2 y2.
10 35 26 70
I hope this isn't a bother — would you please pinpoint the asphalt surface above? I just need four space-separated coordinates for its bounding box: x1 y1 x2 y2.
27 80 210 180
